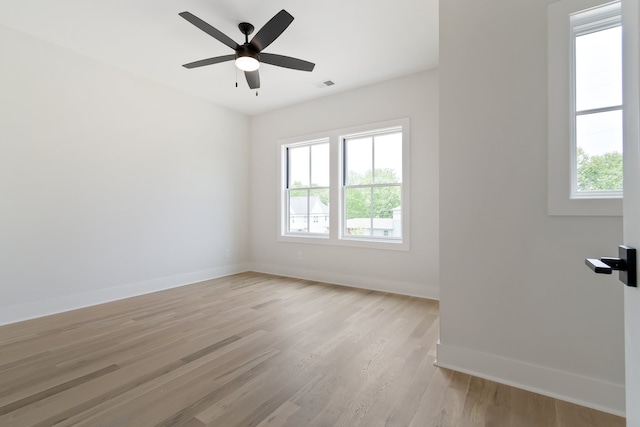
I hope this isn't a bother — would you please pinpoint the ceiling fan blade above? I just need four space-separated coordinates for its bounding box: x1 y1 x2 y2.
182 54 235 69
179 12 239 50
245 70 260 89
249 10 294 52
260 53 315 72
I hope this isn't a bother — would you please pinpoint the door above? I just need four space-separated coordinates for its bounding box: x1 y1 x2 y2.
623 0 640 425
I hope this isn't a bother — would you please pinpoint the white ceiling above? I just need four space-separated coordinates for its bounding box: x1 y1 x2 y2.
0 0 438 116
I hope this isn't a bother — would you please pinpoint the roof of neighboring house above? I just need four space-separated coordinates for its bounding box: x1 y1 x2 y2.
289 196 329 216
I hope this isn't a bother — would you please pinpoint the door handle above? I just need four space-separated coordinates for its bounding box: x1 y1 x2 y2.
585 258 616 274
585 245 637 287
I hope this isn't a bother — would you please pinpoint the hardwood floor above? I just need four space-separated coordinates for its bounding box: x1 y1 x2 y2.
0 272 625 426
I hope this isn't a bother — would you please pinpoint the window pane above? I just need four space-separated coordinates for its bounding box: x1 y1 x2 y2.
576 110 623 191
309 188 330 233
311 143 330 187
575 26 622 111
346 137 373 185
374 133 402 184
289 146 309 188
372 187 401 238
345 187 371 236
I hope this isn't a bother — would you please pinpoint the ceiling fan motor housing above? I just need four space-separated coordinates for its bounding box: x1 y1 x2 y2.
236 44 259 61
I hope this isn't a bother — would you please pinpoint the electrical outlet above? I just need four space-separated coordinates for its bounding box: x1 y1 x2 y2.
225 249 230 258
296 251 303 260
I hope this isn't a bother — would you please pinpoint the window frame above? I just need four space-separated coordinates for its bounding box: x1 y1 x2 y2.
277 118 410 251
340 127 404 243
548 0 623 216
570 2 622 199
281 138 331 239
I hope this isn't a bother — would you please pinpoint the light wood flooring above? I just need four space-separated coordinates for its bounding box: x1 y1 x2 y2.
0 272 626 426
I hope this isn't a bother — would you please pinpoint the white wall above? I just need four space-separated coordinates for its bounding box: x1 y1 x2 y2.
249 70 439 298
0 25 250 325
438 0 625 416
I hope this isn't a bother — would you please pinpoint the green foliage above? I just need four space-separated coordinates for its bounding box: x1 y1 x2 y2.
373 186 401 218
345 188 370 219
314 188 330 206
345 169 401 219
347 168 400 186
290 182 329 205
289 189 307 198
577 148 623 191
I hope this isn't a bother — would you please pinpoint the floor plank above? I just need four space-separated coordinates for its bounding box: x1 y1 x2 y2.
0 272 626 426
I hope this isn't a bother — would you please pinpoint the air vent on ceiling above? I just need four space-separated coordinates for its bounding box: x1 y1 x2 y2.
314 80 335 88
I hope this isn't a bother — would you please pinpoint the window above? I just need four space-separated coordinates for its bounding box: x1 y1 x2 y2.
278 118 410 250
284 140 330 235
548 0 622 215
571 1 622 198
343 129 403 240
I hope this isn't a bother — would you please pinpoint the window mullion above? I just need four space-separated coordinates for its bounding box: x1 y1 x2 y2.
344 183 401 190
576 105 622 116
369 186 374 236
371 135 376 185
306 189 310 232
370 137 375 236
308 148 312 229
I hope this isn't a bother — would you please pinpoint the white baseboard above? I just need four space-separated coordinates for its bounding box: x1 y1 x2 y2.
0 264 249 327
435 341 625 417
248 262 439 300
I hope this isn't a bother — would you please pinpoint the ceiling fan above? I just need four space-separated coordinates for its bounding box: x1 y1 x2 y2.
179 9 315 90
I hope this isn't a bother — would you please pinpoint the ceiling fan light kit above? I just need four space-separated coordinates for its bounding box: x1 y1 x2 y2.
235 53 259 72
179 9 315 90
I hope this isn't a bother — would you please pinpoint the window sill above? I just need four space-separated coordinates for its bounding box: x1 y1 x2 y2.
548 194 622 216
278 234 330 244
277 234 410 251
